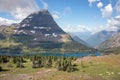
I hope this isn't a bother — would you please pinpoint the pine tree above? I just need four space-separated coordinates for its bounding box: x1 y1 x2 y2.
45 57 52 68
38 57 42 67
66 60 73 72
0 66 2 71
57 57 74 72
16 57 24 68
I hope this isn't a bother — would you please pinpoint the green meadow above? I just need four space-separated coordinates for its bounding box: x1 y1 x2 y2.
0 54 120 80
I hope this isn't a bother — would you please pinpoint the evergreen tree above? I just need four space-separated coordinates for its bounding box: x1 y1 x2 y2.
57 56 74 72
66 60 73 72
16 57 24 68
46 57 52 68
16 61 24 68
0 66 2 71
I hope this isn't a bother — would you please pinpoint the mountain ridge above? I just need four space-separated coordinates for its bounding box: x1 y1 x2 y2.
86 30 116 48
0 9 94 53
13 10 71 43
97 32 120 50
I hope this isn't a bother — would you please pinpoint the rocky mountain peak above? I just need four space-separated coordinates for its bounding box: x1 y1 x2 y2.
15 9 65 34
13 10 71 43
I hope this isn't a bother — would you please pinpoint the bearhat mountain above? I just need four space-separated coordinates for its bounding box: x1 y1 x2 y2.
6 9 93 52
13 10 72 43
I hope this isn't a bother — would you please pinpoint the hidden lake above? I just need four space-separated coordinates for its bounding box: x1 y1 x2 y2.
0 52 101 57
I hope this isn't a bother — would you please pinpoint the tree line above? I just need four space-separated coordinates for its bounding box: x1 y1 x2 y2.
0 55 77 72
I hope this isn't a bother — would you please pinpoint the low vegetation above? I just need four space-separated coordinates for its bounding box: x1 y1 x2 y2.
0 54 120 80
100 47 120 55
0 55 76 72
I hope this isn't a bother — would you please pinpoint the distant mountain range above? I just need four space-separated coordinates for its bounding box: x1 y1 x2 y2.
69 32 92 41
72 29 120 53
70 35 90 47
97 31 120 49
86 30 116 48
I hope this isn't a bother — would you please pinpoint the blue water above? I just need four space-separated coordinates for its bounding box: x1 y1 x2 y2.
42 52 100 57
0 52 101 57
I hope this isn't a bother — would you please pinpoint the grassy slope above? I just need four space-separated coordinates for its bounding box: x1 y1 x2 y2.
0 26 94 53
100 47 120 55
0 54 120 80
0 40 20 48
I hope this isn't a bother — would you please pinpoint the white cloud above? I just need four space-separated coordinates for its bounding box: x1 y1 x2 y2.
88 0 96 6
52 11 61 19
63 25 91 33
92 25 105 34
97 25 104 31
0 17 18 26
88 0 100 6
12 7 38 20
41 0 48 10
52 14 60 19
106 16 120 31
63 7 72 16
52 7 72 20
101 4 113 18
115 0 120 14
0 0 39 21
97 2 103 8
116 15 120 18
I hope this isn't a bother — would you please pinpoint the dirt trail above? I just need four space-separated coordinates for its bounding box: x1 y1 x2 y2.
0 69 56 80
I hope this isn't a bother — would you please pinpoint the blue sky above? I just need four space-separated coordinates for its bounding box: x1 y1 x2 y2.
0 0 120 33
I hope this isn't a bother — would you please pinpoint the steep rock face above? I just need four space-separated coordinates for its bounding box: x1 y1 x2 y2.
13 10 71 43
86 30 116 48
97 32 120 50
19 10 65 34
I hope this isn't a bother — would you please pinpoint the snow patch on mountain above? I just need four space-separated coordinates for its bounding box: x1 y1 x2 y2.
30 30 35 34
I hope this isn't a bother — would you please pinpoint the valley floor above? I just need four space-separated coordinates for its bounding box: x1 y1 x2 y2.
0 54 120 80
